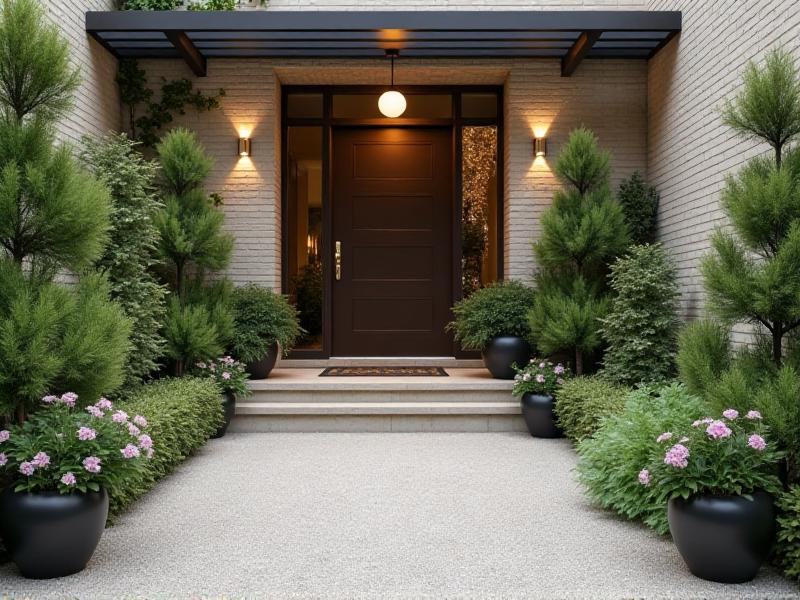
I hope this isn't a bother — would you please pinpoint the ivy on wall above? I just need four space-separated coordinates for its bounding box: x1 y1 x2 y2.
119 0 267 9
116 59 225 147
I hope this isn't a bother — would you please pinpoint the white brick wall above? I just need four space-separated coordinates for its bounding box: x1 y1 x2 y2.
647 0 800 322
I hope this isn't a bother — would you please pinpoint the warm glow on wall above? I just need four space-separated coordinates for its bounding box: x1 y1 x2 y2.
238 128 252 157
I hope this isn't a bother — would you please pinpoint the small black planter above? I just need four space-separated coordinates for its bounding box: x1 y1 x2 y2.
245 341 279 380
482 336 531 380
0 488 108 579
520 393 563 438
212 391 237 439
668 491 775 583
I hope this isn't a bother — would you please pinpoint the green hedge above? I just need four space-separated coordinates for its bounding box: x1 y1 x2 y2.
109 377 223 519
777 486 800 583
555 376 630 443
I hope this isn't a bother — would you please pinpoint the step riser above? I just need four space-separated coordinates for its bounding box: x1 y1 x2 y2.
230 414 526 433
243 390 515 404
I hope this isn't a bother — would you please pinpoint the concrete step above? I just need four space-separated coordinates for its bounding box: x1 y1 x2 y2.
237 401 520 415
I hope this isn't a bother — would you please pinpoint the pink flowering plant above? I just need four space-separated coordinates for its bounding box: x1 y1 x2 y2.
194 356 249 397
639 408 783 501
512 359 572 397
0 393 153 494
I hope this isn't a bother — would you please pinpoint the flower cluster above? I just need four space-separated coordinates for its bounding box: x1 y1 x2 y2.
639 407 783 500
512 359 571 397
194 356 249 397
0 393 155 494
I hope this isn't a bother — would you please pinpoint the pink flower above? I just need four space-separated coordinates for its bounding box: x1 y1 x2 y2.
538 362 546 368
0 453 7 466
209 363 216 371
121 444 140 459
83 456 102 473
32 452 50 468
554 364 565 375
146 448 154 459
41 395 59 405
0 430 9 443
60 392 78 407
722 408 739 420
222 372 231 380
112 410 129 424
638 468 651 486
128 423 140 436
61 472 76 486
656 432 673 443
706 420 732 440
556 378 565 385
86 405 103 418
692 417 714 428
77 427 97 441
522 373 531 382
746 410 762 420
196 361 207 369
535 374 545 384
664 444 690 469
748 434 767 451
96 397 113 411
133 415 148 428
19 462 35 476
679 437 690 443
138 434 153 450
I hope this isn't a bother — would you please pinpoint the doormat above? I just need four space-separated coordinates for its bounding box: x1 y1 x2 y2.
319 366 449 377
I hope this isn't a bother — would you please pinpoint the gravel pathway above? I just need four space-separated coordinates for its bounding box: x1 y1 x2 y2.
2 433 798 600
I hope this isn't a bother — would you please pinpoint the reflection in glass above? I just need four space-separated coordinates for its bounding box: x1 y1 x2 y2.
462 126 499 297
286 127 323 350
332 94 452 119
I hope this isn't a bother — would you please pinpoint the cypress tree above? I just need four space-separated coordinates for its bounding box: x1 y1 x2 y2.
529 128 630 374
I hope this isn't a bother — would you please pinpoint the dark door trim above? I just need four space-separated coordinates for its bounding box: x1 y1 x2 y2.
282 85 503 359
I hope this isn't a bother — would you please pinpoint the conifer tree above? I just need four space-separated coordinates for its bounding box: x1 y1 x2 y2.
703 49 800 367
529 128 630 374
154 128 234 375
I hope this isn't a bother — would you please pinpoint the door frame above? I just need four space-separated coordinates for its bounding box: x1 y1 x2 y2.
281 85 504 359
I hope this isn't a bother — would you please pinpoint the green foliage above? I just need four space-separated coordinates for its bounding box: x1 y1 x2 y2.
82 134 167 389
231 284 302 362
676 320 732 397
188 0 237 9
163 297 225 372
577 383 708 534
617 171 659 245
447 280 535 351
530 128 630 374
120 0 180 8
0 0 79 122
554 375 629 443
599 244 680 386
116 59 224 148
754 366 800 480
776 486 800 583
194 356 249 397
292 263 323 343
512 358 571 397
108 377 223 519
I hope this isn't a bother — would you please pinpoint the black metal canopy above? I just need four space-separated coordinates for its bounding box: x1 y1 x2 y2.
86 10 681 77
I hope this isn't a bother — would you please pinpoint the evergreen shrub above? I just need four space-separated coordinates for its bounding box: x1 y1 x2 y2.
554 376 629 443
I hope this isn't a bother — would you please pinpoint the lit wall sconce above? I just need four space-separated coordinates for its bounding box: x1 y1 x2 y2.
534 136 547 157
238 137 251 157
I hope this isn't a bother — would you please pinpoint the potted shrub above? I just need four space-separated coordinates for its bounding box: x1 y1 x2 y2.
195 356 249 438
513 359 571 438
0 393 152 579
447 281 535 379
231 284 302 379
641 409 783 583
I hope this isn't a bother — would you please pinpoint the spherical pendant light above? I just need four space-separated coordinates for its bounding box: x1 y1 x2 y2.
378 49 406 118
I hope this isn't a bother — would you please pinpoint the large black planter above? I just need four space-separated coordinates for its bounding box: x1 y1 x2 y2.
482 336 531 380
520 393 563 438
668 491 775 583
0 488 108 579
245 341 279 380
212 391 237 439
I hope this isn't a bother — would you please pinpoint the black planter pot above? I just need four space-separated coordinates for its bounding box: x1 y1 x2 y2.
482 336 531 380
668 491 776 583
0 487 108 579
520 393 563 438
212 391 237 439
245 341 279 380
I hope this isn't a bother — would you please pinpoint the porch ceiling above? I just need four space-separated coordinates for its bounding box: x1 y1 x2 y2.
85 10 681 78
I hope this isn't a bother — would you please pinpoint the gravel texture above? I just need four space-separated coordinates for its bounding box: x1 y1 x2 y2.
1 432 799 600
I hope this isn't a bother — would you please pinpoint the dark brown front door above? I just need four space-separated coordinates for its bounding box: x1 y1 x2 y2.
332 127 453 356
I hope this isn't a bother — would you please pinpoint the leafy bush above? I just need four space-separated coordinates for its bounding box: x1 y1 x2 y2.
776 486 800 583
512 359 570 397
447 280 535 351
577 383 708 534
554 376 629 443
231 285 302 362
108 377 223 519
120 0 181 11
82 133 167 389
599 244 680 386
617 172 659 245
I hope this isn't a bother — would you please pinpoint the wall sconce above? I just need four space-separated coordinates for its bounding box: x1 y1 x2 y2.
534 136 547 157
238 137 251 157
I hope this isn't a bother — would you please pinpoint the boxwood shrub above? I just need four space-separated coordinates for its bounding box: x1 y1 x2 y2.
108 377 223 519
554 376 630 443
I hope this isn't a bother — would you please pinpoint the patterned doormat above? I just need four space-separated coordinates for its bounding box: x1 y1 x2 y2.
319 366 449 377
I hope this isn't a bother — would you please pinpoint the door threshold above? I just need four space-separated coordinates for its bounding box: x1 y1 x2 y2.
280 357 484 369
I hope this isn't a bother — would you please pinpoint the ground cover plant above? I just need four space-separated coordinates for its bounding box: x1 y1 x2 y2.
231 285 302 362
554 375 629 443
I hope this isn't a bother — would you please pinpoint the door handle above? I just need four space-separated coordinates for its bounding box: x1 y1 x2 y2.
335 241 342 281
